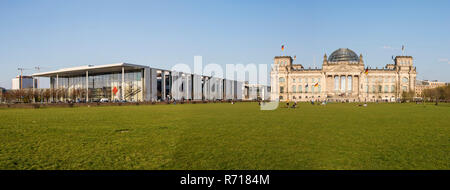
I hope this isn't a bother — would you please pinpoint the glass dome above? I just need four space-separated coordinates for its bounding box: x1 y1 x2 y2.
328 48 359 62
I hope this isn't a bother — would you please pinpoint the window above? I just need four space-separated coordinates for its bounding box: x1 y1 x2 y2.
364 85 369 93
402 77 408 83
348 76 352 91
402 86 407 92
298 85 302 93
334 76 339 91
378 85 382 93
384 85 388 93
279 77 285 82
391 85 395 93
292 78 296 83
305 86 309 93
312 86 315 93
280 86 285 93
318 85 321 93
279 96 283 100
341 76 346 92
292 85 296 93
372 85 376 93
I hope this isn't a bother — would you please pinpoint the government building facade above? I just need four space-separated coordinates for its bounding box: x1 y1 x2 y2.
270 48 417 102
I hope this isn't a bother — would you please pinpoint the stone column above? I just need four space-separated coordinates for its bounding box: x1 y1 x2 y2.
338 75 341 92
286 74 289 101
344 75 348 93
322 73 326 98
334 75 338 93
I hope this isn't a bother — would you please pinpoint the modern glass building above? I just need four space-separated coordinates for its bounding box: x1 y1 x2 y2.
33 63 151 102
32 63 251 102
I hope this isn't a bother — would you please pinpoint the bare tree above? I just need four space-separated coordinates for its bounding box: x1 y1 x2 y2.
43 89 51 103
70 89 77 101
445 85 450 102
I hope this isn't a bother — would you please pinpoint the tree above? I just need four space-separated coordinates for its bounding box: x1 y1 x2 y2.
420 85 450 104
445 85 450 101
43 89 51 103
401 90 414 102
432 88 441 105
70 89 77 101
2 91 11 103
24 89 34 103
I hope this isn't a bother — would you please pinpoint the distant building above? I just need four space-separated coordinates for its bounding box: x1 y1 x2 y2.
271 48 417 102
243 82 270 101
11 75 37 90
415 80 448 97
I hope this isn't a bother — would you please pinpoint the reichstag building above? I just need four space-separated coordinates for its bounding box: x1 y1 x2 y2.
270 48 417 102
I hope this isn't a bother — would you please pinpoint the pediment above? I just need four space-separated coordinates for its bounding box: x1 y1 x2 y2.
325 64 361 72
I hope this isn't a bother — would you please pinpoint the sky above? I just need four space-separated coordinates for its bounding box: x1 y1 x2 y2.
1 0 449 88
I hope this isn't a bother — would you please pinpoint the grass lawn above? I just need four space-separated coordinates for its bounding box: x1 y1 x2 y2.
0 102 449 170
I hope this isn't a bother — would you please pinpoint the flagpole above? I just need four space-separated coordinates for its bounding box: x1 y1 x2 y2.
402 45 405 56
313 56 316 68
285 41 289 57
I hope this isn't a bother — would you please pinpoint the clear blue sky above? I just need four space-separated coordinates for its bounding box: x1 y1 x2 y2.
1 0 449 88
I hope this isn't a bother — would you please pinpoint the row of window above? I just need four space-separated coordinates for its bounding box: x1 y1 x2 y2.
277 60 289 66
334 76 353 91
364 77 410 83
280 76 409 84
362 85 408 93
279 77 321 83
280 85 322 93
398 60 411 65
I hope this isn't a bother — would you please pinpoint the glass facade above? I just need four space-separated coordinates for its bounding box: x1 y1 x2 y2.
50 69 144 102
347 76 352 92
334 76 339 91
340 76 346 92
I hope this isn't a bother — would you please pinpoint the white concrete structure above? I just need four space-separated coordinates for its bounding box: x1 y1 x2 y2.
12 75 37 90
33 63 245 102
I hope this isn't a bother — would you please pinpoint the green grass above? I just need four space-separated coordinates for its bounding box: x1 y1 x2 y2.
0 102 449 170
